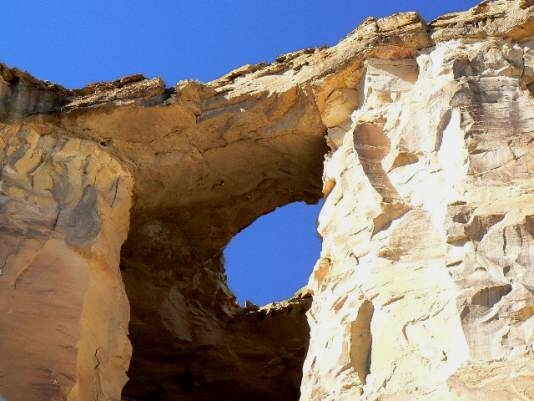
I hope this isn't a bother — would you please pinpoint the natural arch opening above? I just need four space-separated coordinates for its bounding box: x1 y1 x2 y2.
116 77 328 401
121 200 321 401
120 182 326 401
224 201 323 306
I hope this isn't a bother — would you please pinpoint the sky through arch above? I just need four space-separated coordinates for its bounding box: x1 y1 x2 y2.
225 201 323 306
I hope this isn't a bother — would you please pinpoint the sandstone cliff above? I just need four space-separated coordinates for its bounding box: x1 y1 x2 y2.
1 1 534 400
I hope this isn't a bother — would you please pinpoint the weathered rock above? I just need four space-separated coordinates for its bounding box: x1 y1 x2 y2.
304 28 534 401
1 1 534 400
0 128 133 401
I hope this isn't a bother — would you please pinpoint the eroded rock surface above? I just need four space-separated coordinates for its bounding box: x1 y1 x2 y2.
0 128 133 401
305 14 534 401
1 1 534 400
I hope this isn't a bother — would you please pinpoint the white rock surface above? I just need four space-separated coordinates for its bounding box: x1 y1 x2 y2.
302 38 534 401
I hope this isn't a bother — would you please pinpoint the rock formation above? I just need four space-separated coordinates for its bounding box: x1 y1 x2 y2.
1 0 534 400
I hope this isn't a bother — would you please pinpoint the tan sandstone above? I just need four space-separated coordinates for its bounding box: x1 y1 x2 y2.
0 1 534 400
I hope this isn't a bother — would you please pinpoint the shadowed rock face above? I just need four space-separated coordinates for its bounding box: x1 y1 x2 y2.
2 1 534 400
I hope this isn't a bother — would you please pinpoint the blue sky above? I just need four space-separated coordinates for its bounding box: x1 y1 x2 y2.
2 0 480 305
3 1 479 88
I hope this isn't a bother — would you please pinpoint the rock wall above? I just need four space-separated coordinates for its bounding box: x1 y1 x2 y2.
1 1 534 400
0 128 133 401
304 37 534 401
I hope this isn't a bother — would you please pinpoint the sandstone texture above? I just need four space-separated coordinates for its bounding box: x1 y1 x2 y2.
0 129 133 401
1 0 534 400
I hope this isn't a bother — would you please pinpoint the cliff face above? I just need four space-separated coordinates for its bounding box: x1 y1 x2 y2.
0 129 133 401
305 35 534 401
1 1 534 400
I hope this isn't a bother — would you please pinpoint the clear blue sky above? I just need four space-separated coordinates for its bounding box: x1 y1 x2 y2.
1 0 480 305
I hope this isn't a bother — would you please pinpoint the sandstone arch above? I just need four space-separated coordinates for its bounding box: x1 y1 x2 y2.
2 1 534 400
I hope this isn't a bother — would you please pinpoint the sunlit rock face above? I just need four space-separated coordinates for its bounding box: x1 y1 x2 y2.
304 28 534 401
1 1 534 400
0 128 133 401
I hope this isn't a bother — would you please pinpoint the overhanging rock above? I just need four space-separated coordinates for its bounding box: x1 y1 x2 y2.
1 1 534 400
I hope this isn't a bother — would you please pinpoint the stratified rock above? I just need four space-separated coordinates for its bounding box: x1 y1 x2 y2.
0 1 534 400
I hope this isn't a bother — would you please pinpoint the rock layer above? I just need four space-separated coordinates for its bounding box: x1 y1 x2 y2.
1 1 534 400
